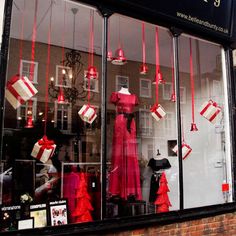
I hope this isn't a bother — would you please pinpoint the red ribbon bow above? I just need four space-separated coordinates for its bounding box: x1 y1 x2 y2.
38 135 55 149
150 103 159 112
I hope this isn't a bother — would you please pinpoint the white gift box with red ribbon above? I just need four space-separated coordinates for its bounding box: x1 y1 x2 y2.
199 100 221 124
172 142 192 160
5 75 38 109
78 104 97 124
31 136 56 163
150 103 166 122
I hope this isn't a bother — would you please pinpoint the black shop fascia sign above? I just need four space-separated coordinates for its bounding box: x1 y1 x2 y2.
79 0 236 47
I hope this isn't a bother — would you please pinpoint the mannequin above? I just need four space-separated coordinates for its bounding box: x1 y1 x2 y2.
148 149 171 203
109 85 142 201
118 85 131 95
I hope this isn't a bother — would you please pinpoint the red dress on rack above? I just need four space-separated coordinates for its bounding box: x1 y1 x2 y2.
109 92 142 200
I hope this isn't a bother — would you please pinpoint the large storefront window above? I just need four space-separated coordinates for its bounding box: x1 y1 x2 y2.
178 35 232 208
0 0 233 233
106 14 179 217
1 0 102 231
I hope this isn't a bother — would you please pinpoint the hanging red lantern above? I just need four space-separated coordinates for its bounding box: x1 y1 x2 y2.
25 116 33 128
170 93 176 102
140 64 148 75
57 88 65 103
107 50 113 61
152 70 165 85
111 48 127 65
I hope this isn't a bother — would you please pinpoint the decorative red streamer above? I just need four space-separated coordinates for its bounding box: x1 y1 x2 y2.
170 42 176 101
18 0 25 75
59 1 66 95
26 0 38 128
189 38 195 124
29 0 38 81
142 22 146 66
87 10 94 105
44 2 53 135
155 27 159 104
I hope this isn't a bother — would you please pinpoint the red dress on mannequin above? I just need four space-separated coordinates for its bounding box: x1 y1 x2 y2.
109 92 142 200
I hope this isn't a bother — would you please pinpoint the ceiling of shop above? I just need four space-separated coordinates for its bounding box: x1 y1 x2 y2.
10 0 220 74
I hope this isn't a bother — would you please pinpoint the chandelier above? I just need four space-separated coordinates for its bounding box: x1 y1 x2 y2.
48 7 94 105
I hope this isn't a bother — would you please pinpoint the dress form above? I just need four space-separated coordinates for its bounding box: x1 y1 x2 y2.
148 149 171 203
118 86 131 95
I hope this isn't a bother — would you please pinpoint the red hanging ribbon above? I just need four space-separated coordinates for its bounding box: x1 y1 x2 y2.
170 42 176 102
18 0 25 75
58 1 67 100
142 22 146 66
155 26 159 104
87 10 94 105
189 38 198 131
44 2 53 135
29 0 38 81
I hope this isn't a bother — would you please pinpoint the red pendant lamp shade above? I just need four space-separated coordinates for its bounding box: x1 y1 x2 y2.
25 116 33 128
170 93 176 102
111 48 127 65
58 88 65 103
152 70 165 85
107 50 113 61
140 64 148 75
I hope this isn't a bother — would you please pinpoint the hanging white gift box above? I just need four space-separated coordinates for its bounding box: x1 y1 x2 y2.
31 136 56 163
78 104 97 124
5 74 38 109
199 100 221 124
150 103 166 122
172 142 192 160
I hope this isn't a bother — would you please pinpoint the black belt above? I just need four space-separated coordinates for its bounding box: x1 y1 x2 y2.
118 112 134 133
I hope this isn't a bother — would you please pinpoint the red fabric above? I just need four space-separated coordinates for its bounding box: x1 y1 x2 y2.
74 173 93 223
154 172 171 213
109 92 142 200
63 172 80 222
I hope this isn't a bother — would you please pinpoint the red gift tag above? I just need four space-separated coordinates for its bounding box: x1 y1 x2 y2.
222 183 229 192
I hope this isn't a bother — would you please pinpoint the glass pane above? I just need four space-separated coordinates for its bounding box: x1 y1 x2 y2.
106 14 179 218
1 0 102 231
178 35 232 208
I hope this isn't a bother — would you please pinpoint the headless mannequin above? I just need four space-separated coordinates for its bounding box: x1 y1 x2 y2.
118 85 131 95
148 149 171 203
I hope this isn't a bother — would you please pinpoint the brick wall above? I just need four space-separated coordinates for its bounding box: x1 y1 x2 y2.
104 212 236 236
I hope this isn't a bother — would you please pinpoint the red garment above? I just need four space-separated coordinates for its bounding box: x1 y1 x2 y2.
154 172 171 213
63 172 80 222
109 92 142 200
74 172 93 223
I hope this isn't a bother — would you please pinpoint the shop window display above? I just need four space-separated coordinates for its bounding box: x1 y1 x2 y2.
1 0 102 230
0 0 233 233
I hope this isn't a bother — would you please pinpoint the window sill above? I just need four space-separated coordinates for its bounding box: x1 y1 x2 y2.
4 202 236 236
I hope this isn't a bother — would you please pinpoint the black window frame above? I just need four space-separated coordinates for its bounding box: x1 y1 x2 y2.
0 0 236 235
